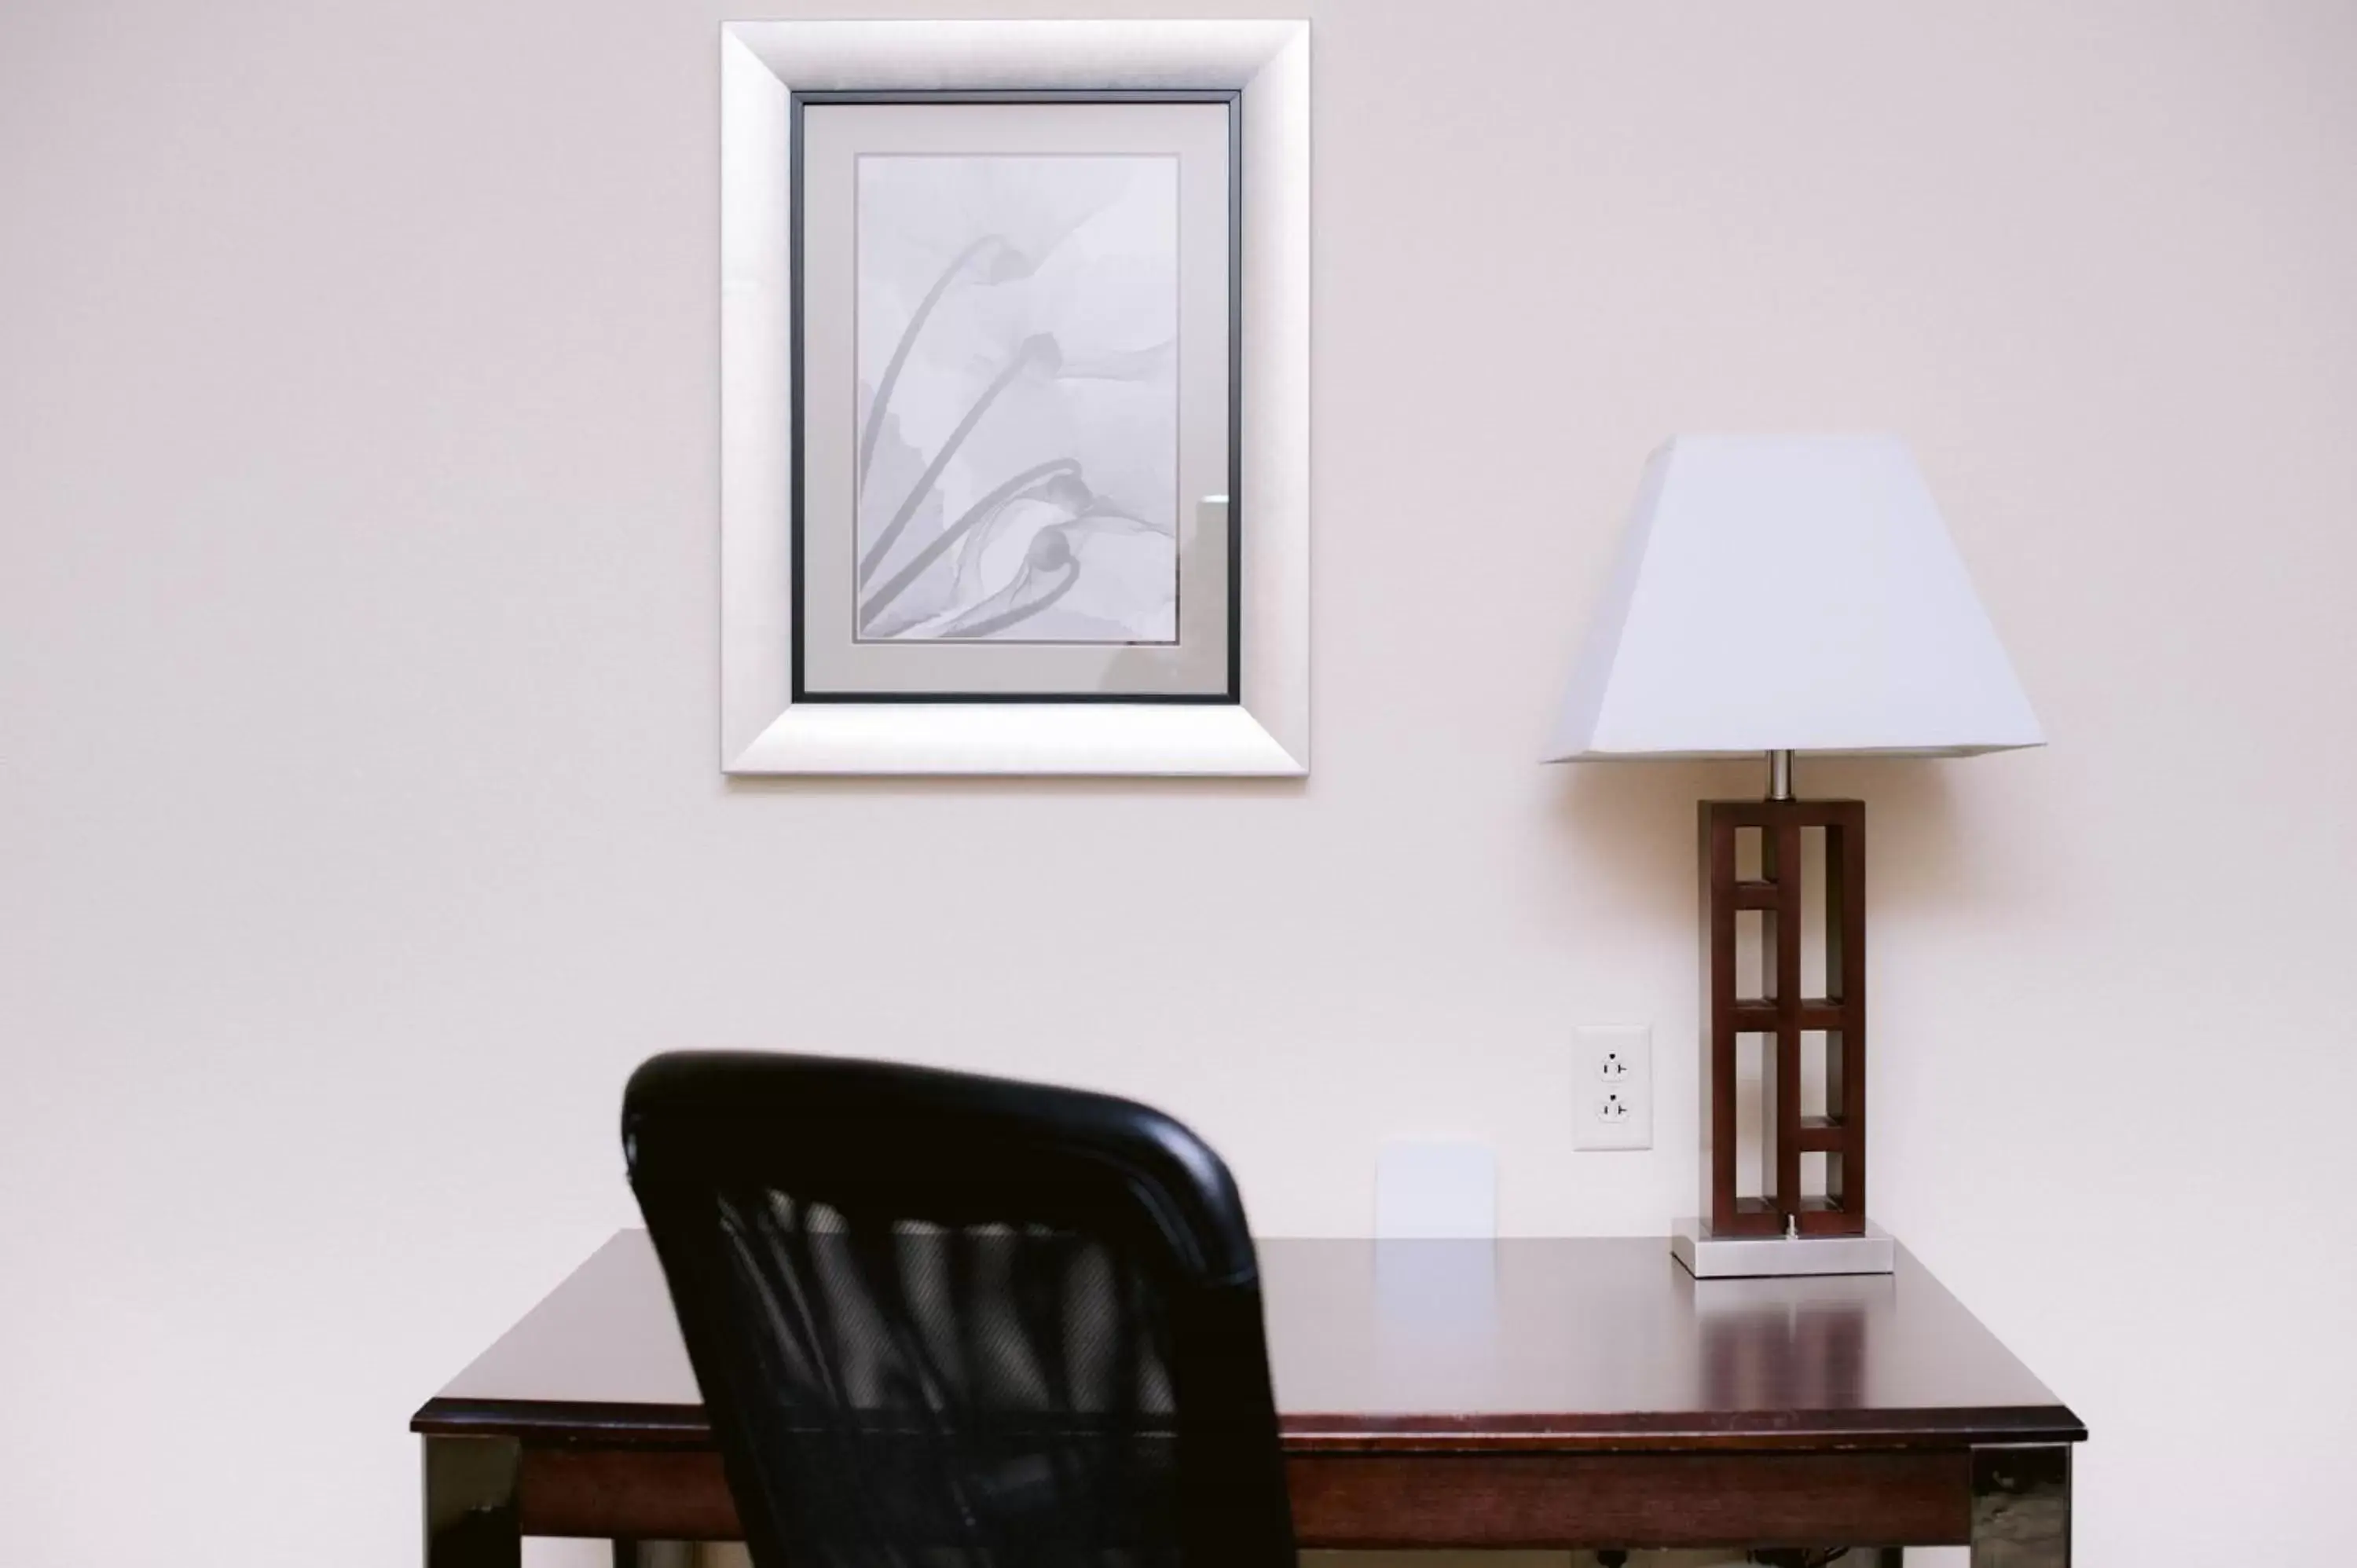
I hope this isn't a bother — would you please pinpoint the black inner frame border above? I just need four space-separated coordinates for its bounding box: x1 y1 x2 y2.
788 88 1244 706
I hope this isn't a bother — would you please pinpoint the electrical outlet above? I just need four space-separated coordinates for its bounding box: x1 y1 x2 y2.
1574 1024 1651 1150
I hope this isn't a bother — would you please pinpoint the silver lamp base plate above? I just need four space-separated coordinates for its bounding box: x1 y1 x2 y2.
1672 1217 1896 1278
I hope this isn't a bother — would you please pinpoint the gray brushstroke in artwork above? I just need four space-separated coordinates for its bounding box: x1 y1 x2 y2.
853 155 1180 643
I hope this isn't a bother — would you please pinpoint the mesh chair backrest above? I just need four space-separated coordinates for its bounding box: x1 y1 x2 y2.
622 1053 1296 1568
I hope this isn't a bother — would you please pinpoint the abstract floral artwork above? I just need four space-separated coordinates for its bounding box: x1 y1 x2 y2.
722 31 1308 771
852 156 1181 645
786 92 1240 708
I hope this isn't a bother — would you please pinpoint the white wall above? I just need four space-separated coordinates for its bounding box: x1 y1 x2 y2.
4 1 2354 1562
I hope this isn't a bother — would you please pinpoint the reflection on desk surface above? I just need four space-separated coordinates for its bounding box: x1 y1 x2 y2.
427 1232 2072 1441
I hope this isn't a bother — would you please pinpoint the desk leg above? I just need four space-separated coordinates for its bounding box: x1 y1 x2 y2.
1971 1445 2070 1567
424 1436 522 1568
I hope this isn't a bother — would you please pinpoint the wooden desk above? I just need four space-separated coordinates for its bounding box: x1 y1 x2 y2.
412 1233 2083 1563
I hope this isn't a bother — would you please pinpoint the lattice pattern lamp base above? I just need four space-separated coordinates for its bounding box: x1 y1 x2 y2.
1677 793 1893 1278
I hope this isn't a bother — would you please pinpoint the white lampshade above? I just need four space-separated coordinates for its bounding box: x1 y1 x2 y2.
1545 434 2043 760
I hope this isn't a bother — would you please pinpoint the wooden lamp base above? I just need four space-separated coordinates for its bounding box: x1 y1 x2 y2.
1677 758 1892 1277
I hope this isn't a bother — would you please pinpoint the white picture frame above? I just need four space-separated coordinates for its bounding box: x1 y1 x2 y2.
720 20 1310 776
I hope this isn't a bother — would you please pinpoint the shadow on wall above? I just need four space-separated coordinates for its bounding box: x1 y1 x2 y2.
722 767 1307 804
1541 758 1756 929
1540 754 1981 921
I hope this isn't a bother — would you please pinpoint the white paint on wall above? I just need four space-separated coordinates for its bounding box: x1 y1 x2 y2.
3 2 2355 1565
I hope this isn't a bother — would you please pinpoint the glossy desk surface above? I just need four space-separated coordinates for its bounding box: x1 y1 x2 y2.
416 1230 2081 1452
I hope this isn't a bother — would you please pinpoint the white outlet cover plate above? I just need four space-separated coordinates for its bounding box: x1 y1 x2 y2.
1574 1024 1651 1150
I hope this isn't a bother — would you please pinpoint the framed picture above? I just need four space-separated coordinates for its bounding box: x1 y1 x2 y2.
720 22 1309 775
795 89 1240 705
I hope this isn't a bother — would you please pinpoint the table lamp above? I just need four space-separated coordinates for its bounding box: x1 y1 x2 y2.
1545 434 2042 1277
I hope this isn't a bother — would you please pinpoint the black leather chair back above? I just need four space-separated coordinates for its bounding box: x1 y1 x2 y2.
622 1052 1296 1568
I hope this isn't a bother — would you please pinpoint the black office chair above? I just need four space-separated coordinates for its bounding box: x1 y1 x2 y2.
621 1052 1296 1568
